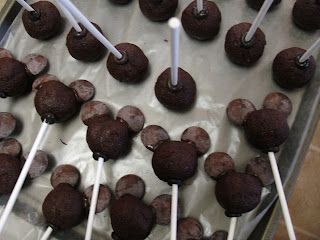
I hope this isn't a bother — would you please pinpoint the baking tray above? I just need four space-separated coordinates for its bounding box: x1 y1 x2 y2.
0 0 319 239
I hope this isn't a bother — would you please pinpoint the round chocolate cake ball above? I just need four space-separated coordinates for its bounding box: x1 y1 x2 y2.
246 0 281 11
225 23 266 66
42 183 86 229
107 43 149 83
86 117 130 160
292 0 320 31
66 22 106 62
215 171 262 217
110 195 155 240
139 0 178 22
0 154 21 194
22 1 62 40
181 0 221 41
272 47 316 89
244 109 289 152
155 68 197 111
34 81 79 123
110 0 132 4
0 58 29 98
152 141 198 184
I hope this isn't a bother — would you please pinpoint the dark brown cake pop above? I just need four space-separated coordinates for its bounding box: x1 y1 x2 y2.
152 141 198 185
42 183 86 229
86 117 130 160
0 154 21 194
110 194 155 240
181 0 221 41
139 0 178 22
107 43 149 83
246 0 281 11
0 58 29 98
155 68 197 111
225 23 266 66
177 217 203 240
215 171 262 217
66 22 106 62
22 1 62 40
272 47 316 89
244 109 289 153
34 81 79 123
292 0 320 31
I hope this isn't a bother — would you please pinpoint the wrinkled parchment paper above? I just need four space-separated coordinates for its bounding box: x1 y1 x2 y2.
0 0 319 239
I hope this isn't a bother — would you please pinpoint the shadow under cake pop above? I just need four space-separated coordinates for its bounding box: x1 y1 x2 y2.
139 0 178 22
246 0 281 11
292 0 320 31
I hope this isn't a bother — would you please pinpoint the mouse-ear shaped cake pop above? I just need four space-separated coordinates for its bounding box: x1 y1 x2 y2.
226 99 256 126
262 92 293 117
0 48 13 59
116 106 145 133
139 0 178 22
69 80 95 103
141 125 170 151
181 126 211 155
80 100 113 126
204 152 235 180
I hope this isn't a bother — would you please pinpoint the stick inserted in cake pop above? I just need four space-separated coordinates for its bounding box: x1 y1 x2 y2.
59 0 123 59
227 217 237 240
85 157 105 240
40 226 53 240
55 0 82 33
197 0 204 12
0 121 50 234
170 183 178 240
299 37 320 63
268 152 296 240
169 18 181 87
245 0 273 42
16 0 35 12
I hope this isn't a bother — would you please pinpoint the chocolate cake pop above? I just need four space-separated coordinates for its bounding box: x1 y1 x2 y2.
0 113 17 139
272 47 316 89
292 0 320 31
177 217 203 240
181 0 221 41
155 68 197 111
225 23 266 66
0 154 21 194
22 1 62 40
215 171 262 217
42 183 86 229
139 0 178 22
110 194 155 240
0 58 29 98
246 0 281 11
66 22 106 62
107 43 149 83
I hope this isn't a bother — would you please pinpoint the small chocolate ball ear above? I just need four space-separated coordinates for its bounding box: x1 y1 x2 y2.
116 106 145 133
69 80 95 103
140 125 170 151
80 101 113 126
226 99 256 126
22 54 49 77
263 92 292 117
0 48 13 59
204 152 235 180
181 126 211 155
32 74 60 91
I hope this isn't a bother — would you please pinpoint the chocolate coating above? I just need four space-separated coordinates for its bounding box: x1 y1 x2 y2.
34 81 79 123
66 23 106 62
22 1 62 40
42 183 86 229
215 171 262 217
86 118 130 159
225 23 266 66
244 109 289 152
0 58 29 97
181 0 221 41
107 43 149 83
246 0 281 11
177 217 203 240
111 195 155 240
115 174 146 199
292 0 320 31
152 141 198 184
155 68 196 111
0 154 21 194
139 0 178 22
272 47 316 89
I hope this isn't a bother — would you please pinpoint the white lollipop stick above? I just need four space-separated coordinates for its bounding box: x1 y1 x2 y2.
0 121 50 234
299 37 320 63
16 0 35 12
85 157 105 240
59 0 122 59
169 18 181 87
197 0 204 12
40 226 53 240
227 217 237 240
245 0 274 42
170 184 178 240
268 152 296 240
55 0 82 33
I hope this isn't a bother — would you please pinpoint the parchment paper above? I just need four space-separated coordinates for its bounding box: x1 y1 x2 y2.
0 0 319 239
